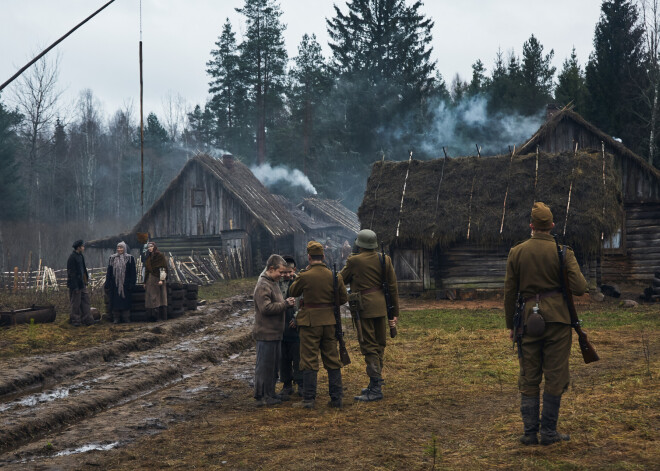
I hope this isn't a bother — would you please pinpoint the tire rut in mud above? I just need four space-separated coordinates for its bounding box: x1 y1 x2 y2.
0 296 256 455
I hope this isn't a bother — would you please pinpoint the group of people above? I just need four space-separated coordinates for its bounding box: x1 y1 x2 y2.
65 238 170 326
252 229 399 409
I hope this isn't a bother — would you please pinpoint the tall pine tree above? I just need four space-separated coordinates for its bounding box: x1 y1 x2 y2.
585 0 646 151
0 98 24 221
519 34 556 115
236 0 288 165
555 47 587 112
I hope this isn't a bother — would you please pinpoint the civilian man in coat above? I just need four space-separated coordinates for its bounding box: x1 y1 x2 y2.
253 254 295 407
340 229 399 402
66 240 96 326
288 241 348 409
504 202 588 445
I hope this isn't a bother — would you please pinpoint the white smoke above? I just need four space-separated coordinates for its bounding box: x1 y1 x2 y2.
250 163 318 194
420 95 545 157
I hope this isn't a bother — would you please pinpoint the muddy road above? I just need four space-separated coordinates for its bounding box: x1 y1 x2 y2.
0 296 259 470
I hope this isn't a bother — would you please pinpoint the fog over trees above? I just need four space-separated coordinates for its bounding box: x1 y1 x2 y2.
1 0 659 270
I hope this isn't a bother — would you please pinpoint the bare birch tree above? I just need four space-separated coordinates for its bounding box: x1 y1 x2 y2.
641 0 660 166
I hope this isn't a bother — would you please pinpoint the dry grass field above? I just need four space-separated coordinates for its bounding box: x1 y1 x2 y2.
0 283 657 470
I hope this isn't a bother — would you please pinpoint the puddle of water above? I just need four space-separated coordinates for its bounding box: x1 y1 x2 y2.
54 441 120 457
184 385 209 394
0 382 90 413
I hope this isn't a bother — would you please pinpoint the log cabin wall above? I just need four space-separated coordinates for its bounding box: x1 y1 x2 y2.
139 161 256 238
603 203 660 282
437 245 509 291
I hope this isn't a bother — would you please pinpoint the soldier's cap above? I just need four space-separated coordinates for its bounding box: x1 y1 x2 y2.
307 240 324 256
72 239 84 249
531 202 554 230
355 229 378 249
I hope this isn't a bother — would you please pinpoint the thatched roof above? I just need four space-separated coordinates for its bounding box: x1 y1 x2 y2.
299 198 360 233
88 154 302 248
359 150 623 255
518 108 660 181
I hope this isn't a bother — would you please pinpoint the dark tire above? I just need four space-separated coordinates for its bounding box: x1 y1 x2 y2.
184 301 198 311
169 299 184 309
185 283 199 292
185 292 198 300
652 277 660 287
132 284 145 293
167 282 184 291
170 290 185 301
131 292 146 303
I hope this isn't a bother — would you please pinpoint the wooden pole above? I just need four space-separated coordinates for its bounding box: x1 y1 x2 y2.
534 145 539 202
13 266 18 293
396 151 413 238
431 150 448 239
500 147 515 234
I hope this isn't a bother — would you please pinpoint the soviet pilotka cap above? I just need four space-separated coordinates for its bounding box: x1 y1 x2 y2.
530 202 554 230
307 240 324 255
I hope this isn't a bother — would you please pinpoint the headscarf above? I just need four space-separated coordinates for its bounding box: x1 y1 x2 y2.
110 241 130 298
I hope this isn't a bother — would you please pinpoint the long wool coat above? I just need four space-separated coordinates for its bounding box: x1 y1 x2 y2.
105 255 137 311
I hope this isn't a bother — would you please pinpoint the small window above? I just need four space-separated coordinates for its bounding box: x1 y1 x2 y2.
603 228 622 249
191 189 205 207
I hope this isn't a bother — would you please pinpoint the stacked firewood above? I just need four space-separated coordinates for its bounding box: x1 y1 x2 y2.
165 248 246 285
641 271 660 302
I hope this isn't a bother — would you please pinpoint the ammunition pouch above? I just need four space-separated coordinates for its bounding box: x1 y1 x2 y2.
348 292 363 317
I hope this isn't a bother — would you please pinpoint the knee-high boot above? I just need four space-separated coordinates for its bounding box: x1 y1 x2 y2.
327 368 343 408
540 392 570 445
520 394 540 445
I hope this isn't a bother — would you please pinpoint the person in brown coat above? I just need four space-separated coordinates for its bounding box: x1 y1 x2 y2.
288 241 348 409
504 202 588 446
253 254 295 407
144 242 168 321
340 229 399 401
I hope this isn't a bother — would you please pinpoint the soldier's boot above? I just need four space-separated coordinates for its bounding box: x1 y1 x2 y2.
327 368 343 408
293 370 317 409
147 308 157 322
361 378 386 395
354 377 383 402
519 393 540 445
158 306 168 321
279 382 294 398
540 392 570 445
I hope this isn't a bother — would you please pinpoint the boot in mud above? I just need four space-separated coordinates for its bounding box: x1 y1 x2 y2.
292 370 317 409
519 394 540 445
540 392 570 445
327 368 343 408
158 306 168 321
354 377 383 402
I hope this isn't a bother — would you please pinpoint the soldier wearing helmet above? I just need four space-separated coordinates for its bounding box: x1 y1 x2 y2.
340 229 399 401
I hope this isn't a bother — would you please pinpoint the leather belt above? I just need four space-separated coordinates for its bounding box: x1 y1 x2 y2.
361 286 382 295
524 289 562 303
304 303 334 308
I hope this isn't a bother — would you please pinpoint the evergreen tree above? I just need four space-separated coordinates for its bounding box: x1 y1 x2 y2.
206 19 249 153
585 0 646 149
486 48 512 113
326 0 435 157
555 47 587 112
286 33 332 176
467 59 488 96
185 104 215 151
0 98 24 221
519 34 556 115
236 0 288 165
143 112 169 149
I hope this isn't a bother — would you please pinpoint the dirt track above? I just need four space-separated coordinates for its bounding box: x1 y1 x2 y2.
0 296 257 469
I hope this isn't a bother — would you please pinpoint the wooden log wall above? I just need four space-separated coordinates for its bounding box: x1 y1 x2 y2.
437 245 509 290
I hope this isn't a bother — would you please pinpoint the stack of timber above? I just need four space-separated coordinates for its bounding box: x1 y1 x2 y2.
166 248 246 285
104 282 199 321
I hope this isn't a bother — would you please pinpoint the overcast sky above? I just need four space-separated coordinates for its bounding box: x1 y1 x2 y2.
1 0 604 122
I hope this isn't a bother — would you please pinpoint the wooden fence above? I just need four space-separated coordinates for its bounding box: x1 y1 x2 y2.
0 247 247 292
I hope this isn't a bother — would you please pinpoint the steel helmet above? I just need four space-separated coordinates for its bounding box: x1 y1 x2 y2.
355 229 378 249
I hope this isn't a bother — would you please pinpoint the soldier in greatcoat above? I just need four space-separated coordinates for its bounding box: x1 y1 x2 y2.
288 241 348 409
340 229 399 402
504 202 588 445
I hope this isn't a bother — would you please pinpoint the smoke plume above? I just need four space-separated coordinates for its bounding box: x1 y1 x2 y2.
250 163 318 194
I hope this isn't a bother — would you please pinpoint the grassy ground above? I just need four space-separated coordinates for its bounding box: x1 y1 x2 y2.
0 278 257 359
98 302 658 470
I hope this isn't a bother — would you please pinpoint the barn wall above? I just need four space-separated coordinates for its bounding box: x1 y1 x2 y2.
603 203 660 282
437 245 509 290
139 162 256 238
540 121 660 202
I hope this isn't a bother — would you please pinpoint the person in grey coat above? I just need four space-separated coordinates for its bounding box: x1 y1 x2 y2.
253 254 295 407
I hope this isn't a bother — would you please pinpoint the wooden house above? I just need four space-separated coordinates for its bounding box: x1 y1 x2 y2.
359 110 660 295
88 154 304 275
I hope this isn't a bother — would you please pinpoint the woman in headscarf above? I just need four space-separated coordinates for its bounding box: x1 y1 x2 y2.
144 241 168 321
105 241 137 324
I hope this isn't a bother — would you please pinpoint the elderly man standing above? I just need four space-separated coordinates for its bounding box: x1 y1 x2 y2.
504 202 588 446
67 240 96 327
253 254 295 407
340 229 399 402
289 241 348 409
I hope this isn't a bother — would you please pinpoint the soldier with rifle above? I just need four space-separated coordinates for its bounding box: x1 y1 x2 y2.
504 202 589 446
340 229 399 402
288 241 348 409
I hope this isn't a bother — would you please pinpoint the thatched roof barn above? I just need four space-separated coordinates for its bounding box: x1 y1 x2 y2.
88 154 304 275
359 109 660 294
360 151 623 294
